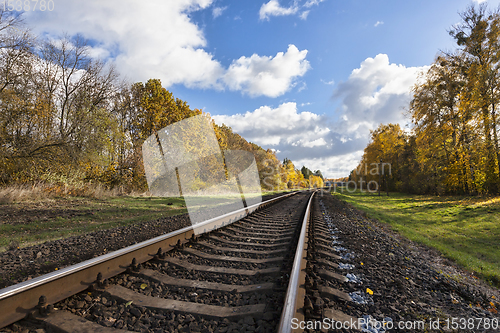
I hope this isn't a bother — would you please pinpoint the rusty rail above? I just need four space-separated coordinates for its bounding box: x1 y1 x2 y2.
0 191 300 329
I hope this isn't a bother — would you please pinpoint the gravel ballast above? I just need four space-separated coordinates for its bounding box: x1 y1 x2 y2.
0 193 285 289
2 190 500 333
303 191 500 333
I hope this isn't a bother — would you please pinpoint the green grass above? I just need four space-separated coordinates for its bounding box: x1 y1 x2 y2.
0 196 188 251
332 189 500 287
0 190 292 252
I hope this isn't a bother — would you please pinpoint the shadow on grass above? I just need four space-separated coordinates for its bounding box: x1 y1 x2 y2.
0 196 188 251
332 189 500 288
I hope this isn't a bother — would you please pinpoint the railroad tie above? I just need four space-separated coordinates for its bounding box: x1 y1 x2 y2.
106 285 266 320
138 269 274 293
196 240 286 255
37 310 131 333
160 256 280 275
181 246 283 264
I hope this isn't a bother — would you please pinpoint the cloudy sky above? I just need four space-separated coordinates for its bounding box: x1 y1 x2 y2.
20 0 499 177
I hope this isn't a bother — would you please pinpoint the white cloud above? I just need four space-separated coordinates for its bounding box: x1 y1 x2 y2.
214 102 320 140
300 10 310 20
223 45 310 97
321 78 335 85
259 0 299 20
333 54 428 136
213 102 367 177
23 0 221 88
293 152 363 178
374 21 384 27
473 0 487 3
212 6 228 18
295 137 327 147
22 0 309 97
304 0 325 7
213 55 428 178
259 0 325 20
297 82 307 92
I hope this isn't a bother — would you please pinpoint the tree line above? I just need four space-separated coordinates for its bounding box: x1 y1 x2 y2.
0 10 322 193
350 4 500 195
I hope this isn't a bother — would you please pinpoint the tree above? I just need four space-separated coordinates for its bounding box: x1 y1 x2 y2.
351 3 500 196
448 3 500 193
0 9 33 94
313 170 324 180
351 124 407 192
410 54 469 194
0 11 308 194
309 175 324 188
301 166 312 179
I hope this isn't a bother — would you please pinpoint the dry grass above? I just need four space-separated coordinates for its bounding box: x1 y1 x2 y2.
0 183 149 204
0 184 46 204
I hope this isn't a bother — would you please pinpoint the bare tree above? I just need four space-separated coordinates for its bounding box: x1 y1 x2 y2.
0 9 33 94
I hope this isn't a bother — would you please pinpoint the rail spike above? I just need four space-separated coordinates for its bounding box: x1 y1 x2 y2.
155 247 165 259
304 295 313 317
36 295 54 316
190 234 197 243
129 258 139 272
312 279 319 290
96 272 108 289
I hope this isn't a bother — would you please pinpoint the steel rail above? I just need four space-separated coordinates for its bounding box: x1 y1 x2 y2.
278 191 315 333
0 190 301 328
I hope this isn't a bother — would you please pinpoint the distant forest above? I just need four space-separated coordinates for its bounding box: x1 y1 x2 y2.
351 4 500 195
0 10 323 193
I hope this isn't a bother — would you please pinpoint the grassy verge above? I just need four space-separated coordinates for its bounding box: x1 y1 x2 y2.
0 196 188 252
332 188 500 287
0 189 291 252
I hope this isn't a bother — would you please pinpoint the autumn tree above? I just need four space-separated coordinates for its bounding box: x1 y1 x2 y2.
350 124 407 192
448 3 500 193
309 175 323 188
352 3 500 196
301 166 313 179
213 123 284 190
313 170 324 180
0 10 35 182
0 11 312 194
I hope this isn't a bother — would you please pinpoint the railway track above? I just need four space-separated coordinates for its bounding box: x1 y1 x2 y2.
5 190 497 333
0 191 322 332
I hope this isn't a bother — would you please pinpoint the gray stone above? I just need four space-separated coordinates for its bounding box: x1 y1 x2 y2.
130 307 142 318
243 316 255 326
262 312 274 321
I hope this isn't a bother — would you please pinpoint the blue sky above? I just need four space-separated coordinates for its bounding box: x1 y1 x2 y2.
21 0 500 177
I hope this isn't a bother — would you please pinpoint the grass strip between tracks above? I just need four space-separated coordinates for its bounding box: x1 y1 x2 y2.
331 189 500 288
